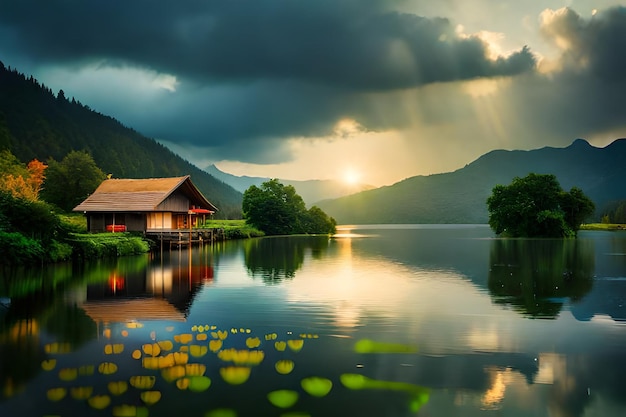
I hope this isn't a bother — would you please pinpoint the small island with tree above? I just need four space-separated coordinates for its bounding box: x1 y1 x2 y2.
243 179 336 236
487 173 595 238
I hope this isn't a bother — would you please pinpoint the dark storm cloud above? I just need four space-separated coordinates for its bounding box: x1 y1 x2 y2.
0 0 535 90
540 6 626 81
514 6 626 140
0 0 539 162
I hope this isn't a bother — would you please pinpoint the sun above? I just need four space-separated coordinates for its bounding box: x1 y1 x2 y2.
342 168 361 185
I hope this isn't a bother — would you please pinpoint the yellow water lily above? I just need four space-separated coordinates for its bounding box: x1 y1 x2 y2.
173 351 189 365
58 368 78 381
217 348 264 365
108 381 128 396
104 344 124 354
219 366 251 385
161 365 186 383
245 337 261 348
88 394 111 410
275 360 295 375
287 340 304 352
142 343 161 357
196 333 208 341
142 357 159 370
98 362 118 375
185 363 206 376
158 340 174 351
274 341 287 351
46 387 67 402
176 378 189 390
190 344 208 357
41 359 56 371
70 386 93 400
130 375 156 389
140 390 162 405
267 390 299 408
217 330 228 340
132 349 142 360
209 339 223 352
265 333 278 340
174 333 193 344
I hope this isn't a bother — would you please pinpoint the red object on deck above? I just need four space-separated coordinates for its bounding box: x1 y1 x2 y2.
106 224 127 232
189 208 213 214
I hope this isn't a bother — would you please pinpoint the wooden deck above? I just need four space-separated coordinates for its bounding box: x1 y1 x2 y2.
146 228 225 247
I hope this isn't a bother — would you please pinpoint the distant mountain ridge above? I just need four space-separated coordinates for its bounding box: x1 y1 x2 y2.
317 139 626 224
0 62 243 218
205 164 374 206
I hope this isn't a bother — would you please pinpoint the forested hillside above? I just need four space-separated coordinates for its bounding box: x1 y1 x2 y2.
318 139 626 224
0 62 242 218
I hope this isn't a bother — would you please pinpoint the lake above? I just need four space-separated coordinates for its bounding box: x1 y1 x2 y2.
1 224 626 417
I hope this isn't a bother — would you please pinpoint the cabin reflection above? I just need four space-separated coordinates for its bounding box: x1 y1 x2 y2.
82 249 213 323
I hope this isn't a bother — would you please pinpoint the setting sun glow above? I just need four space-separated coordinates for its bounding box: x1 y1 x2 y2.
342 168 360 185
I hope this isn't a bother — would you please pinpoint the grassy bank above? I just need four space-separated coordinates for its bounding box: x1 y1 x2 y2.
580 223 625 231
201 219 265 239
66 233 151 259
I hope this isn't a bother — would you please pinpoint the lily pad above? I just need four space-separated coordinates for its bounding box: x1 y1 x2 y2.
301 377 333 397
188 376 212 392
267 390 299 409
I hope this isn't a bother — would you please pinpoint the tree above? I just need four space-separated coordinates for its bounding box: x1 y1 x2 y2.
487 173 595 237
304 206 337 235
243 179 336 235
0 150 47 201
41 150 105 211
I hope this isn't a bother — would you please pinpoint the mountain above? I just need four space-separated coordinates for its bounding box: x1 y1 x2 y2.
317 138 626 224
205 164 374 206
0 62 242 218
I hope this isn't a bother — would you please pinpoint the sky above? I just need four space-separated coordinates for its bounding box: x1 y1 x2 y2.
1 0 626 186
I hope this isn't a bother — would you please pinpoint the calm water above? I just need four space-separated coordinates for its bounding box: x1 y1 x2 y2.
1 225 626 417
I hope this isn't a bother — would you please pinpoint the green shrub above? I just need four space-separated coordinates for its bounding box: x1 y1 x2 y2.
0 231 44 264
46 239 73 262
67 233 150 259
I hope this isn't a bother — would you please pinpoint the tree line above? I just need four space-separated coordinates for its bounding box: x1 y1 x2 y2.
243 179 336 236
0 61 243 219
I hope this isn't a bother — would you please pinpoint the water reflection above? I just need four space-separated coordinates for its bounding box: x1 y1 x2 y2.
488 239 594 318
244 235 331 283
1 227 626 417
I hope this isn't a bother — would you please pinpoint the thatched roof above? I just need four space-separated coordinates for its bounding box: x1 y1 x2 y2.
73 175 218 213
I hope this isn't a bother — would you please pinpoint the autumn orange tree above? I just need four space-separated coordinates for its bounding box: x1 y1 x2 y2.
0 150 71 264
0 149 47 200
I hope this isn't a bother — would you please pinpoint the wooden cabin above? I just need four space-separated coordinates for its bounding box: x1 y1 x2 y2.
73 176 218 234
